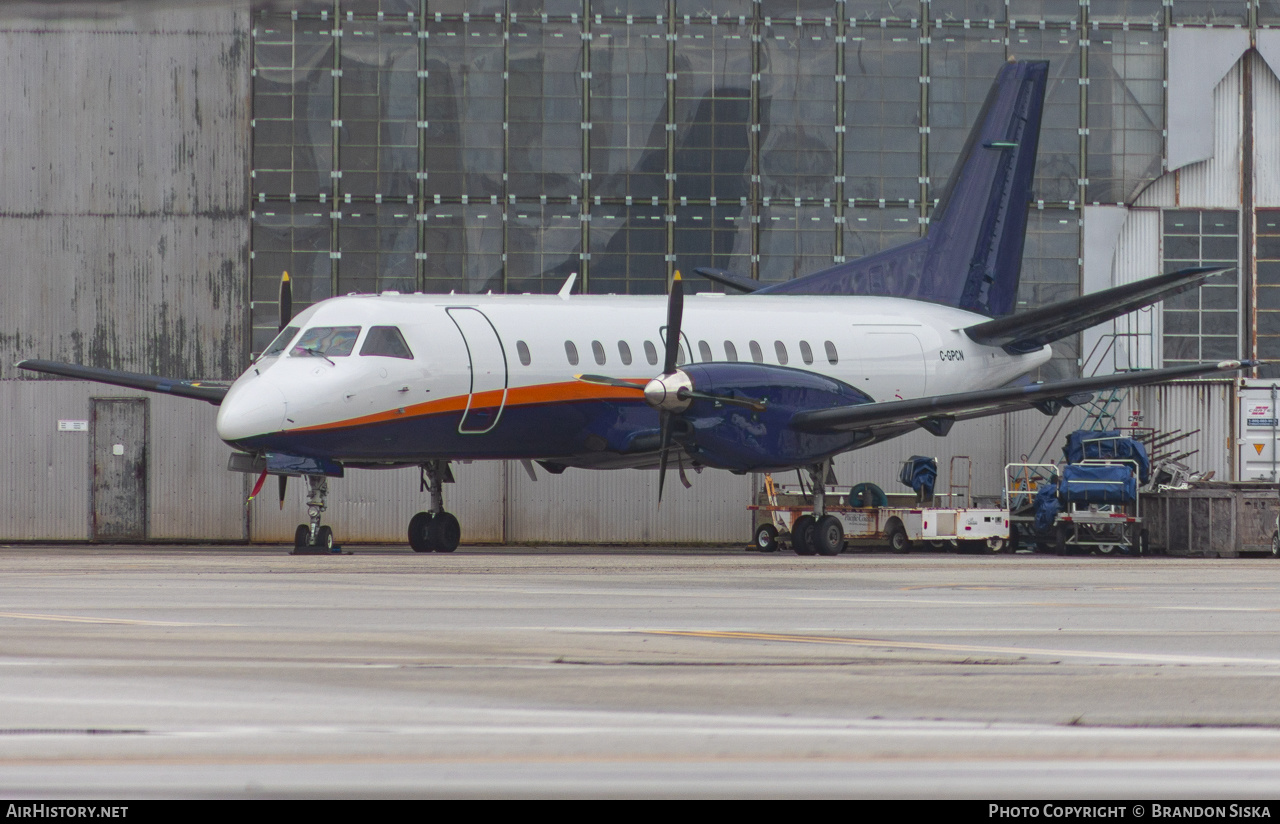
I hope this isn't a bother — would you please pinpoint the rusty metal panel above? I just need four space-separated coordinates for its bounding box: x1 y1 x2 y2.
0 6 250 381
90 398 148 541
1 217 248 381
1145 483 1278 556
0 9 249 215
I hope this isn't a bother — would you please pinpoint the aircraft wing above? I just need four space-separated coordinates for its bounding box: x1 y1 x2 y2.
790 360 1249 435
17 359 229 405
964 266 1227 354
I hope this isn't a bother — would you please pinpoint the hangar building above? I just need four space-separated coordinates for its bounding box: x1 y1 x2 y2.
2 0 1272 543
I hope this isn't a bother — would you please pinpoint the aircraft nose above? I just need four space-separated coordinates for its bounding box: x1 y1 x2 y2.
216 381 288 443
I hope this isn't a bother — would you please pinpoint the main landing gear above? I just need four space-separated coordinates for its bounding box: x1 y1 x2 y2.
408 460 461 553
292 475 338 554
790 458 846 557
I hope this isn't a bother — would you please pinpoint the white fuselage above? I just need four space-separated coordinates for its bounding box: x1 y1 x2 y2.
215 291 1051 462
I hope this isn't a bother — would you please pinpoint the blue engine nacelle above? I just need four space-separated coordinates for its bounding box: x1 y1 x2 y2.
674 363 874 471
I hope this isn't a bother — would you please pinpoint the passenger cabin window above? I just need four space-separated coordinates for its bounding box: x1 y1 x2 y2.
565 341 579 366
592 340 606 365
774 341 789 365
359 326 414 359
698 341 712 362
618 341 632 365
799 340 813 365
724 341 738 361
643 340 658 365
291 326 361 358
825 340 838 365
517 340 531 366
262 325 300 358
749 341 763 363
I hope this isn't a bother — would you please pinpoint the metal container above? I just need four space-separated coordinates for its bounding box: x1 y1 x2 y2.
1143 482 1279 557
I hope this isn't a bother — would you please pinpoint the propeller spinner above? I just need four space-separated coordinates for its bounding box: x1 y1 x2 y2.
577 271 764 501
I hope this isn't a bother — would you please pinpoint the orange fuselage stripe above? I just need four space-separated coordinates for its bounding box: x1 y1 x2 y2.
290 379 647 433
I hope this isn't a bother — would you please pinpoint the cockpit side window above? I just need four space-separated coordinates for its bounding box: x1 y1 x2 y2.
359 326 414 359
291 326 361 357
262 325 300 358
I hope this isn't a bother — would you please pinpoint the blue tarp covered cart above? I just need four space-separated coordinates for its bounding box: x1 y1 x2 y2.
1005 453 1146 555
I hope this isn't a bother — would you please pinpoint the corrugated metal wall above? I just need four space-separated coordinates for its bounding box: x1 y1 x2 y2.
0 8 249 381
1255 51 1280 206
1173 62 1243 210
1127 381 1236 480
0 382 245 541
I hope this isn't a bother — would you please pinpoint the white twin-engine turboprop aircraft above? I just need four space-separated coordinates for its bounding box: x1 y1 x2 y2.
19 61 1248 554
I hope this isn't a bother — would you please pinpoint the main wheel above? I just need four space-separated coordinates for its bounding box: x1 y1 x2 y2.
753 522 779 552
1272 530 1279 558
408 511 434 553
315 525 335 552
984 536 1007 554
293 524 309 552
886 522 911 554
791 515 817 555
430 512 461 553
813 515 846 556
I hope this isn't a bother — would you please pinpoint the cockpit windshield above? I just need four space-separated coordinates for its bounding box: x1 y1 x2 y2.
359 326 414 359
261 325 300 359
290 326 361 358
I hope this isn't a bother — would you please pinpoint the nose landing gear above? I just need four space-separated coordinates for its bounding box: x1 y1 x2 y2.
408 460 461 553
292 475 340 554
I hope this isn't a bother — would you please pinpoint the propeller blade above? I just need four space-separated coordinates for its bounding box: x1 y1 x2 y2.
678 388 766 412
657 410 671 504
576 374 645 390
279 270 293 330
663 271 684 376
278 474 288 510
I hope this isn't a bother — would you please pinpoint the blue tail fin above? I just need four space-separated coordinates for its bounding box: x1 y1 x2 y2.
753 60 1048 318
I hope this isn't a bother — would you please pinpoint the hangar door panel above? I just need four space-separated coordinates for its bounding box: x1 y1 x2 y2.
91 398 148 541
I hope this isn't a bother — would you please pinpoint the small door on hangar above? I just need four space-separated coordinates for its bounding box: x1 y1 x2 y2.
91 398 148 541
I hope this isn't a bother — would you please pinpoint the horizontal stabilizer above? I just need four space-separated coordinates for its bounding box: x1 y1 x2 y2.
693 267 761 293
791 359 1251 435
965 266 1229 354
17 359 229 405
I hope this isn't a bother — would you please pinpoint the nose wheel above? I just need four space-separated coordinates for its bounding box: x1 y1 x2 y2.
408 461 462 553
291 476 341 554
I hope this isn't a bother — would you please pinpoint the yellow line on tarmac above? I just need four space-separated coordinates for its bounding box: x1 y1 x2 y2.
0 612 200 627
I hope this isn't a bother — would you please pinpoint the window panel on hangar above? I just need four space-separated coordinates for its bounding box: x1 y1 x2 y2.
844 27 920 203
